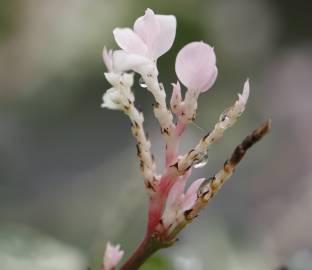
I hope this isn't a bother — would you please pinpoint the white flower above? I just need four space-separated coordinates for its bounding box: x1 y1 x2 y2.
101 87 124 110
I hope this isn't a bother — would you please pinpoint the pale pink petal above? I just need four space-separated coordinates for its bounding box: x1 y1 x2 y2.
151 14 176 59
200 66 218 93
167 170 191 206
102 47 113 72
162 171 191 227
104 72 121 86
103 242 124 270
134 9 176 59
182 178 206 211
113 50 152 73
113 28 148 56
175 41 217 92
134 8 160 57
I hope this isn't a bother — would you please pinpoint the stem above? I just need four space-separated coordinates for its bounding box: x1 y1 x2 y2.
119 235 161 270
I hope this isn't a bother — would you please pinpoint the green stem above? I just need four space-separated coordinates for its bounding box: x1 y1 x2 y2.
119 235 161 270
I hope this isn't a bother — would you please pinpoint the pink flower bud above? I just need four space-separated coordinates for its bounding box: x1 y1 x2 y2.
170 82 182 114
102 242 124 270
162 170 206 229
175 41 218 92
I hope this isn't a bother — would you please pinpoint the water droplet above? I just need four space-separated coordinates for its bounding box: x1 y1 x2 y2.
193 152 209 168
139 77 147 88
219 108 230 122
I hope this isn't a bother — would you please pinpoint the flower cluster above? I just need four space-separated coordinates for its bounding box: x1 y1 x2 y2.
100 8 270 270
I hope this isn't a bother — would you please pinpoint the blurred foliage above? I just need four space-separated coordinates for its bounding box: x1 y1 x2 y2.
0 0 18 41
140 255 173 270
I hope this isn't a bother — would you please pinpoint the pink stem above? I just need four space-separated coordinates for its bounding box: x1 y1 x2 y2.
120 121 189 269
149 121 188 233
165 121 187 166
119 235 161 270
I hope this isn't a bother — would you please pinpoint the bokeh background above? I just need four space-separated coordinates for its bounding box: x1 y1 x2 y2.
1 0 312 269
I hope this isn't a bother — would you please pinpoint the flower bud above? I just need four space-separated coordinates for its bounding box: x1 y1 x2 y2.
102 242 124 270
175 41 218 93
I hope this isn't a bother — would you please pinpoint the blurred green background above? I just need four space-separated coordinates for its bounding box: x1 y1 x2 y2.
1 0 312 269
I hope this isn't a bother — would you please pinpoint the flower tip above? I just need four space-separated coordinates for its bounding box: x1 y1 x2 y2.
237 79 250 105
145 8 155 15
244 78 250 86
112 28 118 34
243 78 250 96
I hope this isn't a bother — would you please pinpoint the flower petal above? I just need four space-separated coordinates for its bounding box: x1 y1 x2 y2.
134 9 160 57
104 72 121 86
102 47 113 72
200 66 218 93
175 41 217 92
152 14 176 58
113 50 153 73
113 27 148 56
182 178 206 211
166 171 191 208
101 88 123 110
134 9 176 59
162 170 192 228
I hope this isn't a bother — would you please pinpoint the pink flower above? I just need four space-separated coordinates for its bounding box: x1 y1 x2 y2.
162 171 206 228
112 8 176 71
175 41 218 92
102 242 124 270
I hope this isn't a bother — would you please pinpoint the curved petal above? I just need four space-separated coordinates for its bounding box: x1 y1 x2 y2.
113 50 152 73
162 170 192 228
201 66 218 92
175 41 217 92
134 9 176 59
102 47 113 72
152 14 176 59
166 171 191 208
182 178 206 211
134 8 160 56
104 72 121 86
113 28 148 56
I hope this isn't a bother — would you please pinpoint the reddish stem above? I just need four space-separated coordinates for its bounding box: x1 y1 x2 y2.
119 235 161 270
120 121 188 269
